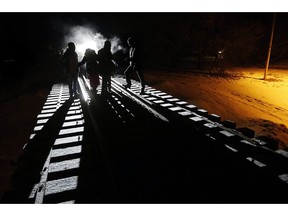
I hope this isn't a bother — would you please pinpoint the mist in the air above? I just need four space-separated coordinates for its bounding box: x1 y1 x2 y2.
63 25 126 59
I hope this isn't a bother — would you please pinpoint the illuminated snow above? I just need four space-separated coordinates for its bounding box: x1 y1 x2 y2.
45 176 78 195
51 145 82 158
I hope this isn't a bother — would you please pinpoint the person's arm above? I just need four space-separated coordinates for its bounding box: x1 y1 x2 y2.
130 47 137 62
110 52 119 67
78 56 86 67
61 50 68 65
124 47 131 62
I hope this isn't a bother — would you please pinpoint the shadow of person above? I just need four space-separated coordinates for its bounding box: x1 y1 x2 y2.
1 97 74 203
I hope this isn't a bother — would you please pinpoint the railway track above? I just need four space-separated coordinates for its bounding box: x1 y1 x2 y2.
2 74 288 203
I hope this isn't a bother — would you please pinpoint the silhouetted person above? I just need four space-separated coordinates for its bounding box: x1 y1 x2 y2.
61 42 79 97
78 48 100 95
123 37 145 94
98 40 118 95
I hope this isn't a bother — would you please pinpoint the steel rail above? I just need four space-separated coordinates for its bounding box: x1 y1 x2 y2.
78 74 288 194
77 75 122 201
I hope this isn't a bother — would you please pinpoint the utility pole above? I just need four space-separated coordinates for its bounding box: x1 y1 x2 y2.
264 13 276 80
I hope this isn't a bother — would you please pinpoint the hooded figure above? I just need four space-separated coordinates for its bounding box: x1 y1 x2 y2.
62 42 79 97
78 48 100 94
98 40 117 95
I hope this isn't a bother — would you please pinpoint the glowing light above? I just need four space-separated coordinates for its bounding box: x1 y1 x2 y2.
83 75 91 90
63 25 125 58
78 76 90 102
218 49 224 58
77 40 98 56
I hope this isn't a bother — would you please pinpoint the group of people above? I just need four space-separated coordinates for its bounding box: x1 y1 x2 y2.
61 37 145 97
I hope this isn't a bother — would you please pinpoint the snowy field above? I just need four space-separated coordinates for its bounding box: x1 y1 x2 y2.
145 67 288 149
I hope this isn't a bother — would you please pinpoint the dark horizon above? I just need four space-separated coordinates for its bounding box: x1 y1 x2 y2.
1 12 288 75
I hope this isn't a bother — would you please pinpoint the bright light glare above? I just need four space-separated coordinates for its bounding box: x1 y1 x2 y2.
77 40 98 56
78 76 90 102
63 26 125 59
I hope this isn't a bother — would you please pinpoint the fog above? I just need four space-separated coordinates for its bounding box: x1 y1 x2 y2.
63 25 126 59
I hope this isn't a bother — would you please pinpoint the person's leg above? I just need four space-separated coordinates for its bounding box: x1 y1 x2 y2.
88 74 93 93
136 70 145 88
95 74 100 92
89 73 96 91
72 73 78 95
124 66 132 88
107 75 111 92
90 74 99 92
136 70 145 94
101 75 108 94
67 74 73 97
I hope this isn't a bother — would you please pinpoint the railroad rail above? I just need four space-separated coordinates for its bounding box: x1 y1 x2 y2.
2 73 288 203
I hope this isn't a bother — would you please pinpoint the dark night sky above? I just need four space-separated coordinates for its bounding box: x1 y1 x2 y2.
1 12 288 67
0 13 150 55
0 13 272 47
0 13 274 43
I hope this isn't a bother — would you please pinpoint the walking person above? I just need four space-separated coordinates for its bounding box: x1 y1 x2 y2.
78 48 100 95
61 42 79 97
123 36 145 94
97 40 118 95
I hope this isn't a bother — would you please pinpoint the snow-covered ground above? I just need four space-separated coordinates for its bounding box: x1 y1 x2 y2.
144 67 288 149
1 66 288 200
